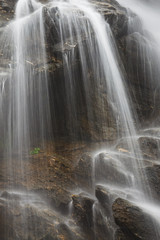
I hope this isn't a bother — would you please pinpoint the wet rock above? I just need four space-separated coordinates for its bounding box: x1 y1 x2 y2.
101 1 128 38
94 185 121 239
141 128 160 137
0 0 16 27
115 229 129 240
36 1 119 142
1 191 21 201
145 164 160 201
74 153 93 189
95 153 133 186
1 0 158 130
95 185 112 215
96 185 110 204
57 223 85 240
112 198 157 240
93 203 114 240
0 196 56 240
0 0 121 142
72 193 95 231
139 136 160 160
44 188 72 213
120 29 160 123
43 6 60 47
116 135 160 163
0 191 85 240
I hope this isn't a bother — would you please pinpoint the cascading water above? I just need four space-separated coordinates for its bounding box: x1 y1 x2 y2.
115 0 160 237
0 1 53 238
0 0 160 239
116 0 160 121
1 0 52 177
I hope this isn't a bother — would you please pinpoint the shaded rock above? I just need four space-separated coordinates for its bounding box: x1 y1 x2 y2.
39 1 119 142
0 195 57 240
56 223 85 240
112 198 157 240
72 193 95 231
116 135 160 162
116 135 160 170
119 26 160 123
0 0 121 142
145 164 160 201
43 6 61 47
94 185 122 240
115 229 129 240
141 128 160 137
40 188 72 214
0 0 16 27
1 191 21 201
93 203 114 240
74 153 93 189
95 153 133 186
95 185 112 215
139 136 160 160
0 191 85 240
101 1 128 38
96 185 110 204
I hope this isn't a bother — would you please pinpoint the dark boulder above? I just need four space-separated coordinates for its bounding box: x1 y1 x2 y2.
145 164 160 201
117 14 160 124
139 136 160 160
95 185 113 215
72 193 95 231
115 229 129 240
74 153 93 190
0 0 16 27
0 191 85 240
93 203 114 240
112 198 158 240
95 153 133 186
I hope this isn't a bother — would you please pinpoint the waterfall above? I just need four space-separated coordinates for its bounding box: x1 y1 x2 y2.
116 0 160 237
0 0 52 159
117 0 160 121
0 0 160 239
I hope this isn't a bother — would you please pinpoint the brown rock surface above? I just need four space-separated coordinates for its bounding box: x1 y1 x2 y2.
145 164 160 201
0 141 98 240
0 190 85 240
0 0 16 27
113 198 158 240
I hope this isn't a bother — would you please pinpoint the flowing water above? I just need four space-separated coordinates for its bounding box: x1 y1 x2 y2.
116 0 160 234
117 0 160 122
0 0 160 239
0 0 52 183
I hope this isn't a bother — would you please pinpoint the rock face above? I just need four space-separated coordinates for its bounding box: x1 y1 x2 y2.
120 32 160 124
44 8 118 141
72 193 95 232
0 191 85 240
0 142 96 240
116 12 160 125
145 164 160 201
0 142 160 240
0 0 16 27
112 198 158 240
1 1 160 240
100 1 160 125
0 0 159 138
115 135 160 162
95 153 133 186
74 153 93 190
1 0 157 140
139 136 160 160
